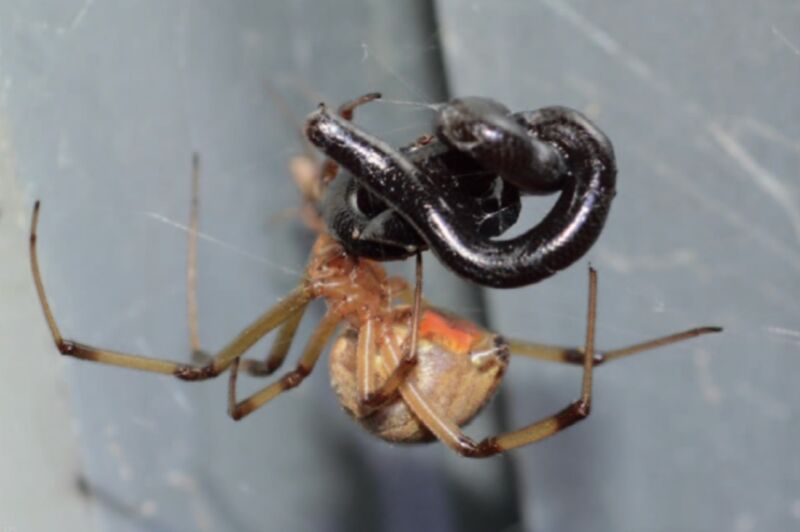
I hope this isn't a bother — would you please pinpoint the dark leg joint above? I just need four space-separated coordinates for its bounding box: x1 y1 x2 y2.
265 358 283 374
361 391 391 409
564 349 606 366
401 353 419 366
281 366 310 390
57 340 103 363
229 405 245 421
394 355 419 376
559 399 592 427
174 363 218 381
396 336 420 369
575 399 591 418
57 339 77 356
359 356 417 410
547 399 593 432
457 436 502 459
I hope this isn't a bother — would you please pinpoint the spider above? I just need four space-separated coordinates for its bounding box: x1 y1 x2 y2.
29 96 721 457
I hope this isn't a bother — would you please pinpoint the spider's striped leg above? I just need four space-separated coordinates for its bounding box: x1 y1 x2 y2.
506 328 722 366
394 267 598 457
30 200 312 381
356 253 424 412
400 268 721 457
181 154 315 379
227 309 341 420
186 153 204 363
240 303 309 377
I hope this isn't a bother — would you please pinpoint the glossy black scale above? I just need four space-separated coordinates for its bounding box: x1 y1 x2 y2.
320 130 522 261
308 96 617 288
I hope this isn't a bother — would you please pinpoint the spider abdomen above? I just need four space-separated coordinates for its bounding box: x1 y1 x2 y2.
329 309 509 443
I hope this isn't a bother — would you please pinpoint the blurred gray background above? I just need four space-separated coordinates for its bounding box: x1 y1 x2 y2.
1 1 798 531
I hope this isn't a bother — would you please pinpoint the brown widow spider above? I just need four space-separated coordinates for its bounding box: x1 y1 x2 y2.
30 97 721 458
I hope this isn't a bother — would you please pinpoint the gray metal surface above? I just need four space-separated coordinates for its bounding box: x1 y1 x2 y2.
437 1 800 531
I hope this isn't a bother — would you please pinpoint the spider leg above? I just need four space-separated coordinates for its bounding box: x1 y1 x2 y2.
186 153 207 364
336 92 382 120
506 327 722 366
398 268 617 458
356 253 423 412
30 200 312 381
240 303 309 376
227 309 341 420
355 316 379 412
386 275 435 309
183 154 313 377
